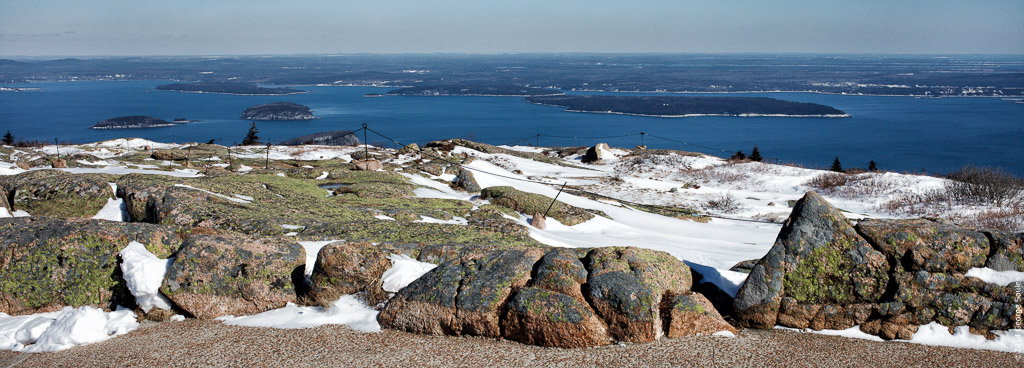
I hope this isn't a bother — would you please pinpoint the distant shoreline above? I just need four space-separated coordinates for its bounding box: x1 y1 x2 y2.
154 89 309 96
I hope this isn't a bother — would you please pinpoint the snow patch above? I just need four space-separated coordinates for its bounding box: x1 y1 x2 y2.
964 268 1024 286
298 240 338 276
414 215 468 225
119 241 174 313
219 295 380 332
92 197 128 221
0 307 139 352
375 214 396 221
173 184 252 204
381 254 437 293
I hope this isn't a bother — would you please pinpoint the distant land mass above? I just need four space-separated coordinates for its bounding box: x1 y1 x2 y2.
156 82 305 96
387 85 563 97
279 130 360 146
91 116 180 129
240 102 316 120
526 95 848 118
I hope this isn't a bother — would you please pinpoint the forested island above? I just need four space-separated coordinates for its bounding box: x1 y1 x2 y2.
240 102 316 120
526 95 848 117
91 116 181 129
156 82 305 95
387 85 563 96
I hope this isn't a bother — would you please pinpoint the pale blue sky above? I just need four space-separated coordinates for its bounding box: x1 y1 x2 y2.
1 0 1021 56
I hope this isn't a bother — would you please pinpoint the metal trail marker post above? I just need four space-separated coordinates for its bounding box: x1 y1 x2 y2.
362 123 369 160
265 142 271 169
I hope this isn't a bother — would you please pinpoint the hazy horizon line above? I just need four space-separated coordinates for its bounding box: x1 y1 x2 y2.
4 51 1024 60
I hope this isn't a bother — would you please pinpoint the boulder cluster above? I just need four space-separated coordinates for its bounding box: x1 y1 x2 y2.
1 148 1021 349
735 192 1022 339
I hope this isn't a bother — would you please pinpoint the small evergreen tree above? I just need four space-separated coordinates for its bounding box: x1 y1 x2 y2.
207 139 216 145
868 160 878 171
831 156 843 172
2 131 13 146
242 121 260 145
731 150 746 160
750 145 762 162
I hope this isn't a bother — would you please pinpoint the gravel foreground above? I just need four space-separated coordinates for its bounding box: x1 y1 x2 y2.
0 321 1019 367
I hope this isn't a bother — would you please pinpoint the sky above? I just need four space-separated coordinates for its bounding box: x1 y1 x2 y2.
1 0 1022 56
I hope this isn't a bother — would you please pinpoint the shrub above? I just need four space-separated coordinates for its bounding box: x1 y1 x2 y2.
807 172 849 192
750 145 762 162
703 193 741 213
944 165 1024 207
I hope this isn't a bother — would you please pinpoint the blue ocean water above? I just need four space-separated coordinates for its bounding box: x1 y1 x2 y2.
1 80 1022 175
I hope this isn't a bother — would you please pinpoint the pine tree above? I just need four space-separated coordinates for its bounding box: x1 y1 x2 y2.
2 131 13 146
868 160 878 171
242 121 260 145
731 150 746 160
831 156 843 172
750 145 762 162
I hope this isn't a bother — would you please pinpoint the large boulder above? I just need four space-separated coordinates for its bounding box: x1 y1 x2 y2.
454 168 481 193
0 170 114 218
0 217 184 315
378 248 545 338
379 246 731 348
307 242 394 307
502 249 611 347
734 191 1019 340
581 143 611 164
502 287 611 348
734 192 888 329
161 234 303 319
480 186 597 226
666 293 737 338
583 247 692 342
856 218 989 273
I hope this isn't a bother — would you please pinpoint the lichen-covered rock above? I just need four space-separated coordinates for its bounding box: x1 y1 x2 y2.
502 287 611 348
532 249 588 301
161 234 303 319
985 231 1024 271
893 270 1017 332
583 247 691 342
353 159 382 171
0 217 184 315
734 192 888 329
454 168 481 192
378 248 545 338
398 143 420 155
0 170 114 218
308 242 394 307
151 149 187 161
480 186 596 226
665 293 737 338
856 218 989 273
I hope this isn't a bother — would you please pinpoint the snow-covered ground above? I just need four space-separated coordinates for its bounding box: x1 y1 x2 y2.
1 139 1021 353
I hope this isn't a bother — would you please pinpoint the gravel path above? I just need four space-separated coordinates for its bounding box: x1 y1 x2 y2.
0 321 1019 367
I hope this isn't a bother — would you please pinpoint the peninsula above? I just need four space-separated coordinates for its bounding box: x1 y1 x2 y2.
91 116 180 129
526 95 848 117
240 102 316 120
156 82 305 96
387 85 563 97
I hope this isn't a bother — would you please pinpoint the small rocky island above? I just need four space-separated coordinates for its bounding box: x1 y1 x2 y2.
240 102 316 120
156 82 305 95
91 116 182 129
526 95 848 117
387 85 563 96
